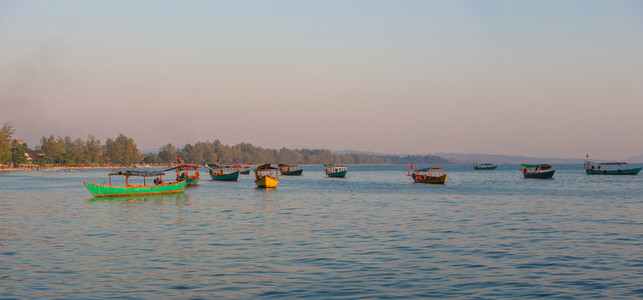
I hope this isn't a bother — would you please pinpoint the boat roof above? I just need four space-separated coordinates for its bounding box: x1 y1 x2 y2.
597 162 627 165
325 163 345 167
208 163 233 168
255 163 277 170
164 164 200 171
108 170 166 177
214 164 236 169
417 167 444 172
278 163 298 167
475 163 495 166
521 164 552 168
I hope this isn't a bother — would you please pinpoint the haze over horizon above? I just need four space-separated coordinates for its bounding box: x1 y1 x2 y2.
2 1 642 161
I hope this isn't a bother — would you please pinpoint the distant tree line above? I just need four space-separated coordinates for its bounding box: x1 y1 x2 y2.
0 122 450 166
160 140 450 165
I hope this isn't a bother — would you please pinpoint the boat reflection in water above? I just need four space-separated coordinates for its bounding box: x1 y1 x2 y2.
87 192 188 205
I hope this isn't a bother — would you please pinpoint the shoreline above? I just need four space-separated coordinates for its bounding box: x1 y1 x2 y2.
1 164 179 172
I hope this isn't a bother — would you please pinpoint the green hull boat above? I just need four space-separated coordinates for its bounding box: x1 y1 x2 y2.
473 164 497 170
523 170 555 179
278 164 304 176
324 164 347 178
584 160 641 175
281 169 304 176
521 164 555 179
585 168 640 175
184 177 199 185
211 171 240 181
84 180 187 197
326 170 347 178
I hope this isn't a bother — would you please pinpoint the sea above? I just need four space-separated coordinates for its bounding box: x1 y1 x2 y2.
1 164 642 299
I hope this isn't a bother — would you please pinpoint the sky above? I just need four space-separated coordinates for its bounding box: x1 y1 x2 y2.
1 0 642 160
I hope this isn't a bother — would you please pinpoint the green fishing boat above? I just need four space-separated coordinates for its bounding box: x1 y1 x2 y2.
584 161 641 175
324 163 347 178
165 164 200 186
235 165 251 174
520 164 555 179
278 163 304 176
209 164 241 181
84 170 187 197
473 163 497 170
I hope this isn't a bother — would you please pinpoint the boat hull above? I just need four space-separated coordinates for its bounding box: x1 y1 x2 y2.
412 174 447 184
281 169 303 176
523 170 555 179
255 176 278 188
240 170 250 174
185 177 199 186
211 171 241 181
326 170 347 178
473 166 497 170
84 180 187 197
585 167 641 175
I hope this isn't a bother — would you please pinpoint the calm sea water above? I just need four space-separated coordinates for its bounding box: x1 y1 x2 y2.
1 164 642 299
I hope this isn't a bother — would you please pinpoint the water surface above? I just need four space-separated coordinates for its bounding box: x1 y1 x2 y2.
1 164 642 298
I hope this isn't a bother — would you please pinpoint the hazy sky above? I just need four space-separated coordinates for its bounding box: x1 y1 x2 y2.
1 1 642 159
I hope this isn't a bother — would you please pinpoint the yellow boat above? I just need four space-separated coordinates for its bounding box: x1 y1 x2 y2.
254 163 279 188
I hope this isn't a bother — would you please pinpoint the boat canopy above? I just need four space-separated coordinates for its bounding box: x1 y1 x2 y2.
325 163 345 168
208 163 235 169
163 164 200 171
416 167 444 172
521 164 552 168
108 170 166 177
256 163 277 170
278 163 298 167
597 162 627 165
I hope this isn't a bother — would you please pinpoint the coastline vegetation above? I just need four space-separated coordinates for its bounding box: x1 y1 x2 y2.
1 122 450 168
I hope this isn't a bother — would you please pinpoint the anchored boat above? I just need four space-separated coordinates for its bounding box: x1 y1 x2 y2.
254 163 279 188
520 164 555 179
234 164 251 174
584 161 641 175
407 164 447 184
324 164 347 178
278 163 304 176
165 164 201 186
84 170 186 197
473 162 497 170
209 164 241 181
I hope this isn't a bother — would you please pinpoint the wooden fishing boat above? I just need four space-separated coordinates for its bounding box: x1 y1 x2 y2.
236 165 251 174
254 163 279 188
407 164 447 184
473 163 497 170
165 164 200 186
209 164 241 181
520 164 555 179
324 163 347 178
278 163 304 176
584 161 641 175
84 170 186 197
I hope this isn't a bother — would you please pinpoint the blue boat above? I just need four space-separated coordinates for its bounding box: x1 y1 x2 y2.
520 164 555 179
278 163 304 176
473 163 497 170
584 161 640 175
209 164 241 181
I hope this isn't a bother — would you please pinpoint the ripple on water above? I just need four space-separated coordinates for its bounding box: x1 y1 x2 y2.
0 165 642 298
